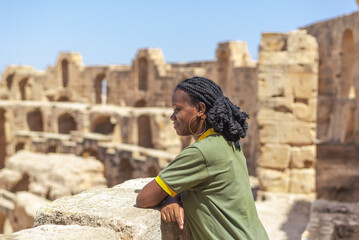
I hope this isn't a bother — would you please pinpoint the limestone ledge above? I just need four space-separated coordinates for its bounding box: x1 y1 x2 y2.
0 178 190 240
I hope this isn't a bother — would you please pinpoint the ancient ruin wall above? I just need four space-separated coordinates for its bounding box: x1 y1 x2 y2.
304 11 359 202
256 30 318 194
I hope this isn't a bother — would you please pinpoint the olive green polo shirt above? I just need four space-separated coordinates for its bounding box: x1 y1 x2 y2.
156 129 269 240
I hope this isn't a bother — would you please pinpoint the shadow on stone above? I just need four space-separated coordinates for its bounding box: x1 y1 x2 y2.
280 200 311 240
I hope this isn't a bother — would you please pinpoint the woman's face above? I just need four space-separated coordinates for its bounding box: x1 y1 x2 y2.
170 89 199 136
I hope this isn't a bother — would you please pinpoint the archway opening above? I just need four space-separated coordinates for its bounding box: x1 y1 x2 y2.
62 59 69 88
138 115 153 148
15 142 25 152
6 74 14 90
147 165 158 177
19 78 28 100
47 144 57 153
138 57 148 91
0 109 6 169
57 96 69 102
91 116 115 135
81 148 102 163
118 158 134 183
95 74 108 104
58 113 77 134
218 51 229 90
134 99 146 107
339 29 356 98
26 109 43 132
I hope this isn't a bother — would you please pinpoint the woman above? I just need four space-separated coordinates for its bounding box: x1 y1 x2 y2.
136 76 268 239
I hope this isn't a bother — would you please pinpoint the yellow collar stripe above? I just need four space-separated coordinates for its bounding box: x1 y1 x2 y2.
197 128 218 142
155 176 177 197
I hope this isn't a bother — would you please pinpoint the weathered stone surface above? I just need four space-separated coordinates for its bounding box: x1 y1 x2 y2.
0 224 120 240
260 33 287 52
289 169 315 194
1 150 106 200
301 200 359 240
290 146 316 169
257 168 290 192
34 178 190 240
287 30 318 52
8 192 50 232
0 169 22 191
259 120 315 145
257 143 290 170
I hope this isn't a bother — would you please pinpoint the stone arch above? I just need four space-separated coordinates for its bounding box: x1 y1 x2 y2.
62 59 69 88
134 99 146 107
57 96 69 102
138 115 153 148
0 109 6 168
118 158 134 183
339 29 356 98
218 51 229 89
91 116 115 135
81 148 102 162
58 113 77 134
15 142 25 152
147 165 158 177
138 57 148 91
6 74 14 90
26 109 43 132
94 74 108 104
18 78 28 100
47 144 57 153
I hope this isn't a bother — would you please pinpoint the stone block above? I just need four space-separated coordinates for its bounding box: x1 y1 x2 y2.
289 72 318 99
287 30 318 52
257 108 294 126
288 51 318 65
0 169 22 191
280 121 316 145
289 168 315 194
0 225 120 240
259 51 289 65
257 144 291 170
34 178 190 240
257 167 290 192
260 33 288 52
258 72 286 98
260 97 293 113
290 145 316 169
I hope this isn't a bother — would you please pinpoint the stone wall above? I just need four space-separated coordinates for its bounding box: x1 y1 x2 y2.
256 30 318 194
304 11 359 202
0 178 191 240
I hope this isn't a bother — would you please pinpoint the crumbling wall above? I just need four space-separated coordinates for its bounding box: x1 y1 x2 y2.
256 30 318 194
304 11 359 202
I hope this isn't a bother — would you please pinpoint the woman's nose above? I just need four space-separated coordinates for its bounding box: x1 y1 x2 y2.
170 112 176 121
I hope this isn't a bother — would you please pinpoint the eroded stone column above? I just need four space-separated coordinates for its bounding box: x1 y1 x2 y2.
257 30 318 194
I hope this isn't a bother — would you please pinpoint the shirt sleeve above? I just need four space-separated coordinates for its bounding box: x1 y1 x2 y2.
156 145 208 196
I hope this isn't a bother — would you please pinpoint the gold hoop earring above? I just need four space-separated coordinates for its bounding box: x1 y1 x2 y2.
188 115 206 136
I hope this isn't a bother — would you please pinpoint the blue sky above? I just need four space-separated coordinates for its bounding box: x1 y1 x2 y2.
0 1 358 73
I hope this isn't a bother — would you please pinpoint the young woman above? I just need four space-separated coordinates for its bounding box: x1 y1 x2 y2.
136 76 268 239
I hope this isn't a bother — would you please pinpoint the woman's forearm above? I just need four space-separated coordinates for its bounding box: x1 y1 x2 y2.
136 179 169 208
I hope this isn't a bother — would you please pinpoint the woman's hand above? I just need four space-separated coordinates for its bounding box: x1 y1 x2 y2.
161 196 184 230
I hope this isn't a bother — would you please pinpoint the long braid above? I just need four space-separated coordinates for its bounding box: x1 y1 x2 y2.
175 76 249 142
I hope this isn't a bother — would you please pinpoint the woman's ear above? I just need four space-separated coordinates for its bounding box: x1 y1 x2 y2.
197 102 206 117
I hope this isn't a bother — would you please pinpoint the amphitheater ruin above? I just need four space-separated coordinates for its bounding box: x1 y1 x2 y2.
0 6 359 240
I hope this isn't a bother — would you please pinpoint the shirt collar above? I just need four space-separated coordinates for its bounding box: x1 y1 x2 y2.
197 128 218 142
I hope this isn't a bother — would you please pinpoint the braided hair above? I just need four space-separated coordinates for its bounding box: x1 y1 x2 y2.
175 76 249 142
